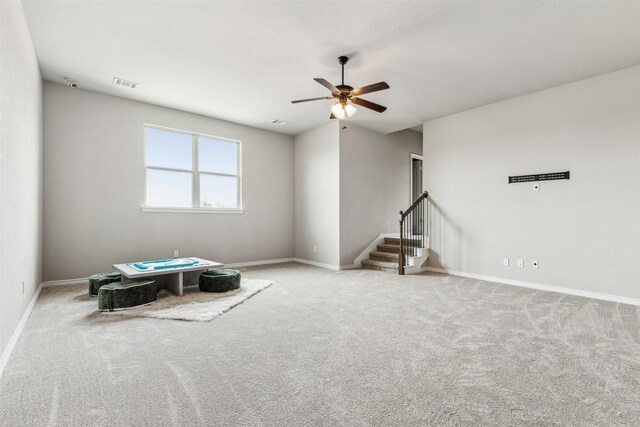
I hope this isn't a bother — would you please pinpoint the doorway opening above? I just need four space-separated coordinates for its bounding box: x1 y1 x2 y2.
410 154 423 235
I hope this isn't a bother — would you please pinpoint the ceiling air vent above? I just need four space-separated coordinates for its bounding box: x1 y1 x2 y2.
113 77 139 89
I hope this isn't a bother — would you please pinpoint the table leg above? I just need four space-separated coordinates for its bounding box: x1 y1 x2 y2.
183 270 202 287
165 272 183 296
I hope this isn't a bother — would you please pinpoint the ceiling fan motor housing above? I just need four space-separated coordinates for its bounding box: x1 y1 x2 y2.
336 85 354 102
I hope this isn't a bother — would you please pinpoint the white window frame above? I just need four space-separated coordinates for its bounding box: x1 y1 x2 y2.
142 123 243 214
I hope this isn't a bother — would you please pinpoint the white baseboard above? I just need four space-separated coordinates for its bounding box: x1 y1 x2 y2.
42 278 88 287
293 258 341 271
226 258 294 268
424 267 640 307
0 283 44 381
235 258 356 271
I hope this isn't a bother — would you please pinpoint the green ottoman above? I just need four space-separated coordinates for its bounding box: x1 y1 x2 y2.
89 271 122 296
199 269 241 293
98 279 157 312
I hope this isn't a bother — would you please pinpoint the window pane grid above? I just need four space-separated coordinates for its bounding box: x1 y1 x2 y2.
199 174 238 209
144 127 193 170
146 169 193 208
198 136 239 175
197 171 238 178
144 125 241 210
146 165 194 173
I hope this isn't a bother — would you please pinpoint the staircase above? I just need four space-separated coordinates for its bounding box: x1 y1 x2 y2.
362 237 401 272
360 191 430 274
362 236 425 273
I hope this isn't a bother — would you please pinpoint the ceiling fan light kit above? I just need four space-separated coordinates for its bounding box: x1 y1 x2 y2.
331 101 357 119
292 56 389 120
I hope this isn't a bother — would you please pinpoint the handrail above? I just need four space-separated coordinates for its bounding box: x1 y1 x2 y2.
400 191 428 220
398 191 429 275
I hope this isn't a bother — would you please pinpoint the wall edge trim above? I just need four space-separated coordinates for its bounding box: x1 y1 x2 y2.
0 283 44 381
226 258 294 268
293 258 341 271
42 278 87 287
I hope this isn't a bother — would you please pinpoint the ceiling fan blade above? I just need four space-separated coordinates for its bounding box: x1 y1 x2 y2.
314 78 339 93
351 82 390 96
351 97 387 113
291 96 334 104
330 113 336 119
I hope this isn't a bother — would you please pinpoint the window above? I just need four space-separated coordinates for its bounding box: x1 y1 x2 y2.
143 125 241 212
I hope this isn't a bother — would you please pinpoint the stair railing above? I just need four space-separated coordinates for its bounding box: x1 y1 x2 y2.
398 191 428 275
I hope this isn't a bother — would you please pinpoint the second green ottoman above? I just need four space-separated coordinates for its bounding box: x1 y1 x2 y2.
199 269 241 293
98 279 157 312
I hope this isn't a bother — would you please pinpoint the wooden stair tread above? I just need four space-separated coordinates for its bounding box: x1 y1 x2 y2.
384 237 423 245
377 243 400 253
370 251 399 261
362 258 398 272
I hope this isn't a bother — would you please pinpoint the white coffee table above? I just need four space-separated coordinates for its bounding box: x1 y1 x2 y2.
113 257 223 296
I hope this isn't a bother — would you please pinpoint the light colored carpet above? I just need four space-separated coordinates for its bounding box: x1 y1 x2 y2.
0 262 639 426
112 279 272 321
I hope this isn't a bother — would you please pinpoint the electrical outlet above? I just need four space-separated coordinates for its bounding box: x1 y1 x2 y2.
517 259 524 268
503 258 509 266
533 182 540 191
532 260 539 268
173 250 179 257
313 246 317 254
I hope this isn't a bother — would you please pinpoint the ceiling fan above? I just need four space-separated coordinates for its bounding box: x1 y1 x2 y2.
291 56 389 119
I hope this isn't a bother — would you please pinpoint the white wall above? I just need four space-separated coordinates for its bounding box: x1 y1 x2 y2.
294 122 340 266
0 1 43 360
339 124 422 266
43 83 294 281
423 66 640 299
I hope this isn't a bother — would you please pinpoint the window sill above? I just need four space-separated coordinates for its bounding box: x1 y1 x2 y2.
141 206 244 214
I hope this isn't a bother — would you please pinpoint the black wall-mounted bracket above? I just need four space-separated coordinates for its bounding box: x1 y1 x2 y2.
508 171 570 184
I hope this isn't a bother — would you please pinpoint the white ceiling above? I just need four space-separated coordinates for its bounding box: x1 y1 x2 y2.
22 0 640 136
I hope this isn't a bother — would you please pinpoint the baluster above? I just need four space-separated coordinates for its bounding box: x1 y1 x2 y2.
411 213 414 257
398 210 404 275
407 213 410 259
403 214 406 269
405 212 408 265
420 199 427 248
421 196 424 247
409 215 412 256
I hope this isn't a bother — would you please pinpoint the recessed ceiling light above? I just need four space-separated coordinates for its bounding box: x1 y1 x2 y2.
113 77 139 89
271 120 287 125
63 77 77 88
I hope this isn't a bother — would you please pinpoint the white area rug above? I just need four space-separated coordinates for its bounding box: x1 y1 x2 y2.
117 279 272 321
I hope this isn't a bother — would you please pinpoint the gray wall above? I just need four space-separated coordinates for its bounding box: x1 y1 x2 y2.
0 2 43 358
339 124 422 266
43 83 294 281
423 66 640 299
294 122 340 266
294 122 422 267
